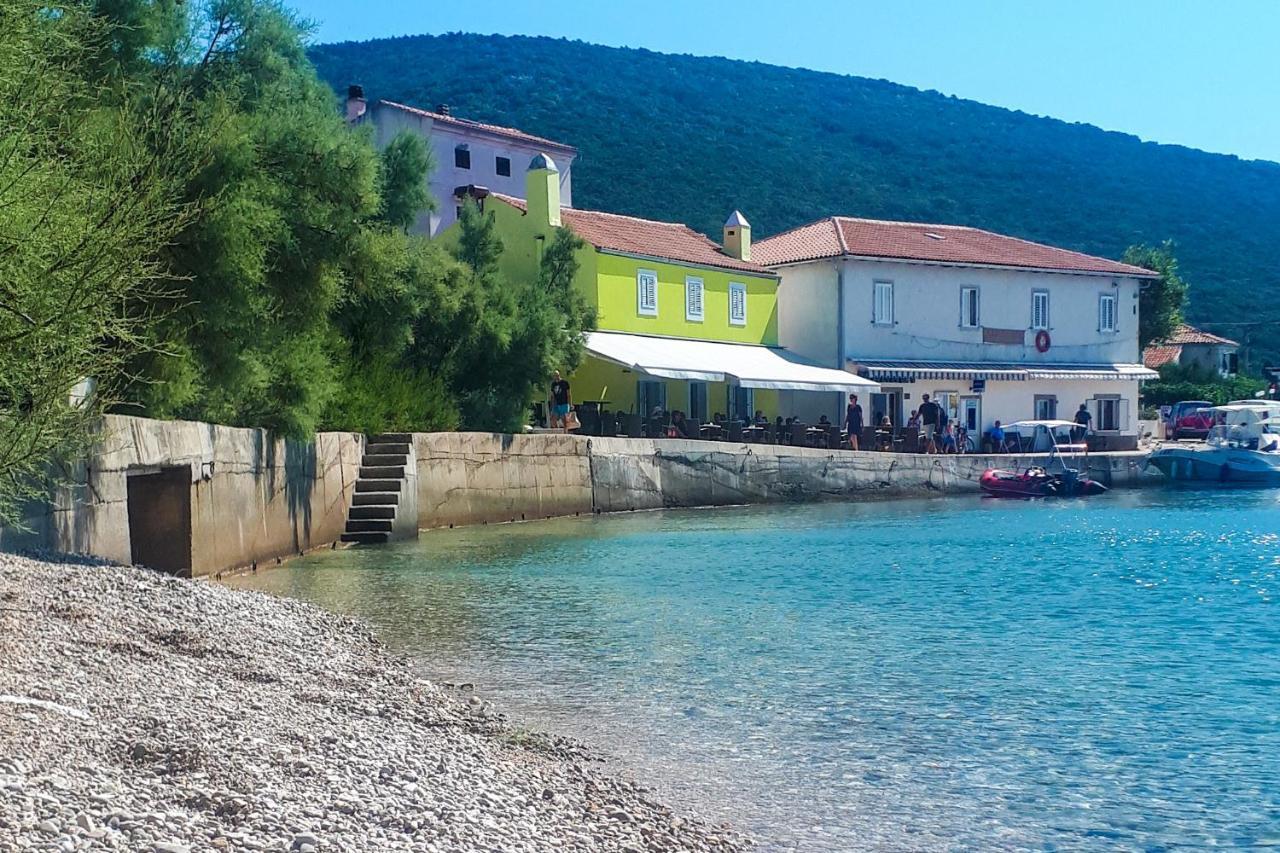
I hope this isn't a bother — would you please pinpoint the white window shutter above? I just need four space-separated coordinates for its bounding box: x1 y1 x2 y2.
729 282 746 325
638 270 658 316
686 277 703 321
1119 398 1130 432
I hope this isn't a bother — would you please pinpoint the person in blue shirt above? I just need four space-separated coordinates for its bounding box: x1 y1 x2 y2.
989 419 1006 452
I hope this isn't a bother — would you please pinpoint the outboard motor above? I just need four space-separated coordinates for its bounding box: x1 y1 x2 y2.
1059 468 1080 496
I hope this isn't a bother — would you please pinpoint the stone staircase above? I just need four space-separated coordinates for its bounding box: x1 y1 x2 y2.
342 434 413 545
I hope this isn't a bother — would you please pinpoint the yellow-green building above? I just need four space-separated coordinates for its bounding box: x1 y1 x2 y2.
447 154 876 422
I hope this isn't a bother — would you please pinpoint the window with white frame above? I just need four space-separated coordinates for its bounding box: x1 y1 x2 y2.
960 286 980 328
873 280 894 325
728 282 747 326
1099 293 1117 333
637 269 658 317
1034 395 1057 420
1094 396 1124 431
1032 290 1050 330
685 276 704 322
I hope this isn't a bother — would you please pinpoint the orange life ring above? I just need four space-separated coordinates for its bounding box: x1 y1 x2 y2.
1035 330 1051 353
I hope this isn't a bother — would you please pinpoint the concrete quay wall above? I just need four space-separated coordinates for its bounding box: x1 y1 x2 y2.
2 416 363 577
2 419 1157 574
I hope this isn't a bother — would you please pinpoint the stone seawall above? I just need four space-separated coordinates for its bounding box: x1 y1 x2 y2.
1 416 363 576
1 419 1157 573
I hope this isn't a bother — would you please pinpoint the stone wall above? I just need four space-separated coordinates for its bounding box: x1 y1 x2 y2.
1 416 363 576
413 432 593 528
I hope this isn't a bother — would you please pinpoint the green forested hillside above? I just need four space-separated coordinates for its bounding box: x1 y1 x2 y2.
310 33 1280 365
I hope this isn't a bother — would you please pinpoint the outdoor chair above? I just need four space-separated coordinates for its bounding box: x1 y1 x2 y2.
727 420 744 442
597 411 617 437
789 422 809 446
619 413 643 438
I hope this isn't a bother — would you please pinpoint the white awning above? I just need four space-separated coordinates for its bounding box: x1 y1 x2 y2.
585 331 879 393
852 358 1158 382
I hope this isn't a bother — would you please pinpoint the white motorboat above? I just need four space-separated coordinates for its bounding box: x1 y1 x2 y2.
1147 404 1280 484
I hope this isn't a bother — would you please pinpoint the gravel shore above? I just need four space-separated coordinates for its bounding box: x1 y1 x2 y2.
0 553 745 853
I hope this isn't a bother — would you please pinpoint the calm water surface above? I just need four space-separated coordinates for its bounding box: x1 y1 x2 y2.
228 491 1280 851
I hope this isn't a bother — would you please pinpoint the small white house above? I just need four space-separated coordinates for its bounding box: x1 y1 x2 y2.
344 86 576 236
755 217 1160 448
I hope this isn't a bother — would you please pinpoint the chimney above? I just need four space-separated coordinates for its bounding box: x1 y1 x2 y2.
724 210 751 261
526 153 561 228
345 84 367 123
435 103 451 116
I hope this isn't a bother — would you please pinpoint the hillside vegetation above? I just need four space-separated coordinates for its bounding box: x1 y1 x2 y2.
310 33 1280 366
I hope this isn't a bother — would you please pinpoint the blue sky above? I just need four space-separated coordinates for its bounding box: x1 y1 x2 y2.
289 0 1280 163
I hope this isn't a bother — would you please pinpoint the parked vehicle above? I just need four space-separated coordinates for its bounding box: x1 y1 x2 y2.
1148 405 1280 484
1166 400 1213 439
980 421 1108 498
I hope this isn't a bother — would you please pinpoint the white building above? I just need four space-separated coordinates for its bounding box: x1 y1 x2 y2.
755 217 1160 449
344 86 576 236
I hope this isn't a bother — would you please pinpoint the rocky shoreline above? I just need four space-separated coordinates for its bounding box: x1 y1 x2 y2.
0 553 746 852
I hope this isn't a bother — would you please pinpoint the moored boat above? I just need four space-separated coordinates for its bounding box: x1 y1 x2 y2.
980 420 1109 499
1147 404 1280 484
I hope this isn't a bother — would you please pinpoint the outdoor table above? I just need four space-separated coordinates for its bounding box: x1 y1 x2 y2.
743 425 766 443
700 423 724 440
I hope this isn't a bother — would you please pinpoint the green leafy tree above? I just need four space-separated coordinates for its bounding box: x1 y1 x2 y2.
1124 241 1188 348
378 132 435 232
0 2 180 522
1142 363 1265 408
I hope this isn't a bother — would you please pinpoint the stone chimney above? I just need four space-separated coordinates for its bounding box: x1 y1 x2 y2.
724 210 751 261
526 153 561 228
345 84 367 123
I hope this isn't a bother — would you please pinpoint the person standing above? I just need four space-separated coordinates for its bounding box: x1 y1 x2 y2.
1073 402 1092 443
549 370 571 429
845 393 864 451
918 394 941 454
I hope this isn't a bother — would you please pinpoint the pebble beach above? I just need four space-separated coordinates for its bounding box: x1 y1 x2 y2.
0 553 745 853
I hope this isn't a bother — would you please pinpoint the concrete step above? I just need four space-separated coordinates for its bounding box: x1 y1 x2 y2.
349 505 396 520
361 453 408 467
346 519 393 534
355 479 401 493
352 491 400 506
341 531 389 545
359 465 405 479
372 433 412 444
367 442 410 456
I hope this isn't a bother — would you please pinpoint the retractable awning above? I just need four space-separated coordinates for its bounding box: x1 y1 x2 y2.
585 331 879 393
850 359 1158 382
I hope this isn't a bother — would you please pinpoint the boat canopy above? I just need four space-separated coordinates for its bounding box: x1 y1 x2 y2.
584 331 880 393
1004 420 1080 431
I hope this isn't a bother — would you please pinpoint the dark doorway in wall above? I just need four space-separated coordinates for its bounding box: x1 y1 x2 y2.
126 467 193 576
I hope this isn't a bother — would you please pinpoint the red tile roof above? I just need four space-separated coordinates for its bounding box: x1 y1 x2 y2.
1160 323 1238 346
1142 345 1182 370
754 216 1157 277
375 101 576 152
492 194 774 275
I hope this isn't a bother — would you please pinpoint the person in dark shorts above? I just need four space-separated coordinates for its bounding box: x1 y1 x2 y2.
845 393 864 450
1073 403 1092 443
549 370 571 429
918 394 942 454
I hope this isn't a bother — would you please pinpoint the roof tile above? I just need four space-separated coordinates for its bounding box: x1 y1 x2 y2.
1159 323 1238 346
376 100 577 152
492 194 773 275
1142 345 1182 369
755 216 1156 277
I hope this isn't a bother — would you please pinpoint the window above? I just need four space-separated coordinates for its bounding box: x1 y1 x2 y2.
731 386 754 421
1094 396 1125 432
637 269 658 317
1221 351 1239 376
495 156 511 177
1099 293 1117 333
873 280 894 325
962 398 981 432
685 276 704 322
1032 290 1050 330
454 145 470 169
729 282 747 326
688 382 708 423
934 391 958 424
960 287 980 328
1034 395 1057 420
638 380 666 415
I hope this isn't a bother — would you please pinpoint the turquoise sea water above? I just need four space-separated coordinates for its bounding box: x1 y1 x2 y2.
229 490 1280 851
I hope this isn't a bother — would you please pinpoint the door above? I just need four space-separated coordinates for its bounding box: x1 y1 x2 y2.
688 382 708 423
127 468 193 576
870 389 902 427
730 386 754 421
961 397 981 432
637 380 666 415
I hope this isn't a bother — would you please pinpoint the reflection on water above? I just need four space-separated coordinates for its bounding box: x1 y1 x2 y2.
229 491 1280 851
